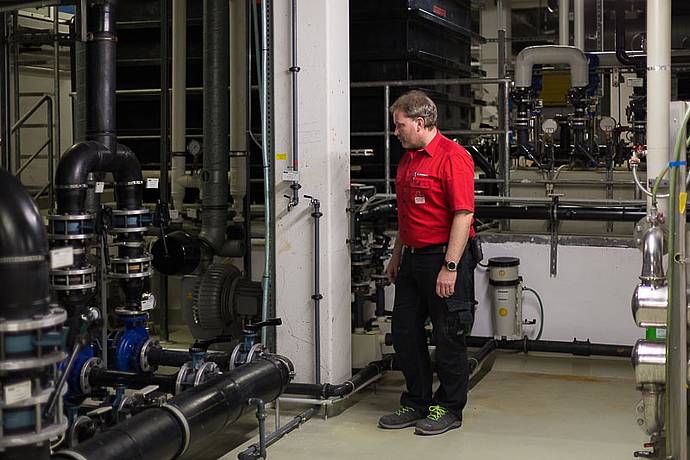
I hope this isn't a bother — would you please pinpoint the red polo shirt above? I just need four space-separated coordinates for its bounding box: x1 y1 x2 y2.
395 130 475 248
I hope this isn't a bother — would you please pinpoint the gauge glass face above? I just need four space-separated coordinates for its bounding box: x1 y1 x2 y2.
541 118 558 134
187 139 201 156
599 116 616 133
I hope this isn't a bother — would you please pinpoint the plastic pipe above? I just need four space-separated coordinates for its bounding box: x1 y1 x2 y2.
514 45 589 88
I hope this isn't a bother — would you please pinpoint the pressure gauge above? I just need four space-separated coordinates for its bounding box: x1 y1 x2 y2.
187 139 202 156
541 118 558 135
599 116 616 133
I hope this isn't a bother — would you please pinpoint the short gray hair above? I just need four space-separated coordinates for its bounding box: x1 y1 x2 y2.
389 90 438 129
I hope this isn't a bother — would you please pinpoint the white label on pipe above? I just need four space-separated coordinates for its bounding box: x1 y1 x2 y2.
95 182 105 194
627 77 644 88
146 178 159 189
282 170 300 182
4 380 32 405
169 209 180 220
50 247 74 269
141 293 156 311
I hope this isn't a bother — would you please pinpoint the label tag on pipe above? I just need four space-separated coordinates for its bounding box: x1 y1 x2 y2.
50 247 74 269
4 380 31 405
169 209 180 220
141 292 156 311
146 178 159 189
282 170 300 182
626 77 644 88
680 192 687 215
95 182 105 194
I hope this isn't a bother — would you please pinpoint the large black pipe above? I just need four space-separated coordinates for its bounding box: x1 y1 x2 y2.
86 0 117 153
474 204 645 222
285 356 393 398
615 0 644 68
88 368 178 394
146 345 232 369
0 168 51 319
465 336 632 358
200 0 230 255
53 355 293 460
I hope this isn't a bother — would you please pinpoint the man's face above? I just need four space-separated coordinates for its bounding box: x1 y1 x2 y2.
393 110 424 150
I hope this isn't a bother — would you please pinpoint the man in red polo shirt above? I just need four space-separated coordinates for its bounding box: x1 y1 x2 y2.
378 90 476 436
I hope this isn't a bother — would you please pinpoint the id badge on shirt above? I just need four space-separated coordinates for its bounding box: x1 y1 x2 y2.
414 191 425 204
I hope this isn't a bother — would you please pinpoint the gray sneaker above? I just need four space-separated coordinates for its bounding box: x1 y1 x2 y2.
378 405 426 429
414 405 462 435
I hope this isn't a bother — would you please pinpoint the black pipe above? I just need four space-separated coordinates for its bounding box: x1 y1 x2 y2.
146 345 232 369
615 0 644 68
284 356 393 398
0 12 8 169
159 0 170 343
305 196 323 384
474 204 645 222
88 368 178 394
86 0 117 153
0 168 51 319
200 0 230 255
468 339 496 373
465 336 632 358
53 355 293 460
466 145 496 179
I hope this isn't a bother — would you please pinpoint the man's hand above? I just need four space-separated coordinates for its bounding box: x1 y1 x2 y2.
386 252 401 283
436 267 457 298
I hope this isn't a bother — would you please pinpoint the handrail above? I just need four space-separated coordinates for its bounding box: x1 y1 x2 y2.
12 94 54 205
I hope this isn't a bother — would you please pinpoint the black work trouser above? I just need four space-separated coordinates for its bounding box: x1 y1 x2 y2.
392 242 477 418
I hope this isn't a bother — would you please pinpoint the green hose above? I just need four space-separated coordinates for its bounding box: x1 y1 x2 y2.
523 286 544 341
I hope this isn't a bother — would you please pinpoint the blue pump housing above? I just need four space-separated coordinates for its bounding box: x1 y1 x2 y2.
110 314 149 372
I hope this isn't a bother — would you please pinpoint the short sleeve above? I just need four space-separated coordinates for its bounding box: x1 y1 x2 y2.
443 146 475 213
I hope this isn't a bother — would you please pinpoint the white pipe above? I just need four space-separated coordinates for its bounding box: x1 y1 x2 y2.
171 0 187 212
646 0 671 214
514 45 589 88
230 0 247 223
559 0 569 46
574 0 584 50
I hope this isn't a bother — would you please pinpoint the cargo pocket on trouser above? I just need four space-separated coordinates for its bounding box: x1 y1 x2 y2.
444 296 475 341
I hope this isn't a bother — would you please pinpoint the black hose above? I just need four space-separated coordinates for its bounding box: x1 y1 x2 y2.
284 356 393 398
88 368 178 394
468 339 496 372
465 336 632 358
53 355 293 460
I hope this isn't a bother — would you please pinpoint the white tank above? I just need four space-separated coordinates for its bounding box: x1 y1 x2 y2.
488 257 523 339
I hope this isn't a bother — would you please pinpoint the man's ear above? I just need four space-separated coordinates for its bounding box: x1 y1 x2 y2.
416 117 425 132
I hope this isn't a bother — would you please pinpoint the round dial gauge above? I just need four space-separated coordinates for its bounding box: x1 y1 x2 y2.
599 116 616 133
541 118 558 134
187 139 202 156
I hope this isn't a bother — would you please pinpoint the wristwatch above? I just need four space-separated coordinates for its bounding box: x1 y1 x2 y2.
444 260 457 272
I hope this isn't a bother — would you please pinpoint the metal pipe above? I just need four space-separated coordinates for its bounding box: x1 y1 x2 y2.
498 29 510 198
351 77 510 88
384 85 390 195
54 355 294 460
287 0 300 209
646 0 671 216
229 0 248 225
159 0 170 341
170 0 187 211
200 0 230 255
573 0 585 50
559 0 569 46
0 12 8 169
306 196 322 384
514 46 589 88
52 5 60 171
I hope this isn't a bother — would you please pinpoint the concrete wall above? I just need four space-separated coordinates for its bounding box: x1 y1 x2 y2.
272 0 351 384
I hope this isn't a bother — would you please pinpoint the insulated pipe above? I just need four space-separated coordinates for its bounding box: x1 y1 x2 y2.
200 0 230 255
86 0 117 153
573 0 584 50
559 0 569 46
514 46 589 88
171 0 187 211
646 0 671 215
229 0 248 223
465 336 632 358
54 355 294 460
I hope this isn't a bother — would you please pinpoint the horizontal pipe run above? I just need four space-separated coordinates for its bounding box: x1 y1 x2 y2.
146 346 232 369
88 368 178 394
474 205 645 222
351 77 510 88
465 336 632 358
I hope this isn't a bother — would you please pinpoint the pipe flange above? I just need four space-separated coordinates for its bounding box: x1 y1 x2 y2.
175 362 193 395
108 255 153 279
80 357 103 394
0 307 66 332
193 361 220 386
160 404 191 456
139 338 159 372
228 343 243 370
246 343 265 363
50 266 98 292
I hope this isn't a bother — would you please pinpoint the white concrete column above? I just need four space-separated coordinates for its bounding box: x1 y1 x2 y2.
559 0 570 45
273 0 351 384
646 0 671 214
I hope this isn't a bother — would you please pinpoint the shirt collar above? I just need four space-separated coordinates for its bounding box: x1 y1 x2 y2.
415 130 442 157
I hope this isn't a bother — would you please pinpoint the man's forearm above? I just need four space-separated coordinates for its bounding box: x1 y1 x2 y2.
445 212 473 263
392 233 404 258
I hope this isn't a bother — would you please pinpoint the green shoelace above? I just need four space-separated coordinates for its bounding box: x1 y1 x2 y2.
427 405 448 421
395 406 415 416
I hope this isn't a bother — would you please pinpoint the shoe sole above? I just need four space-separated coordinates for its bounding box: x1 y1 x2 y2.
414 420 462 436
378 419 423 430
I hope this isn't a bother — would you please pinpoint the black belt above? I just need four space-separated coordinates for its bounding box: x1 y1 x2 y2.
406 243 448 255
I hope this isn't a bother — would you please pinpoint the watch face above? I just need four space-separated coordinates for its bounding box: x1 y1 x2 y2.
446 261 457 271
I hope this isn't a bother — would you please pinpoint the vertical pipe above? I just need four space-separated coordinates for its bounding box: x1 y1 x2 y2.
573 0 584 50
244 0 252 278
12 12 19 176
384 85 390 195
171 0 187 211
53 7 61 159
0 12 9 169
160 0 170 341
201 0 229 253
309 198 322 385
646 0 671 216
288 0 300 209
559 0 569 46
498 29 510 198
86 0 117 153
47 97 54 207
260 0 272 344
230 0 248 225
